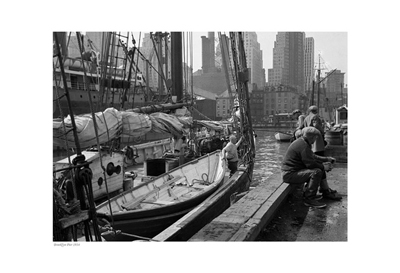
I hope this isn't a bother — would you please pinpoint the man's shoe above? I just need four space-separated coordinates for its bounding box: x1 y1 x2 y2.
322 188 342 200
304 198 327 208
303 193 323 201
313 195 323 201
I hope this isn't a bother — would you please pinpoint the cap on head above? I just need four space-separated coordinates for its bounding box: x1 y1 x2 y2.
301 127 321 138
292 109 301 115
308 105 318 113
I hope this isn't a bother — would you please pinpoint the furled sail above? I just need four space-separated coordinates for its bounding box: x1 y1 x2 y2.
53 107 122 149
53 107 195 149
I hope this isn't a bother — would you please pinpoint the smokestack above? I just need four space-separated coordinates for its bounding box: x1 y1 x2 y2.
208 32 215 70
201 35 210 73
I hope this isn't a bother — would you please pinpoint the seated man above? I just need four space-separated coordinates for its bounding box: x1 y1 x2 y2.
281 127 342 208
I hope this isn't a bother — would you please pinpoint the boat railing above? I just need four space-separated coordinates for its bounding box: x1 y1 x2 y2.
53 76 98 91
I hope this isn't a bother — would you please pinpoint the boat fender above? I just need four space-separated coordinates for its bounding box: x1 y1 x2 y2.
106 162 122 176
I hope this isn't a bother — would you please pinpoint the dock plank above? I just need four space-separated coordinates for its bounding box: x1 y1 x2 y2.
189 172 292 241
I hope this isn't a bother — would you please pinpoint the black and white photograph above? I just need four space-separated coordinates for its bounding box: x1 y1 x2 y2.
3 1 399 272
52 31 347 242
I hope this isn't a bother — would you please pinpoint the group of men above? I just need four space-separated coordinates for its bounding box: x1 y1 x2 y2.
222 105 342 209
282 105 341 208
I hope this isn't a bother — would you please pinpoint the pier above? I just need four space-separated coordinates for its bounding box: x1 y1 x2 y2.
189 162 347 241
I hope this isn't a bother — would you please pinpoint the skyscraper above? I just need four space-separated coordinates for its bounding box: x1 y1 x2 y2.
268 32 305 94
304 37 314 93
243 32 264 89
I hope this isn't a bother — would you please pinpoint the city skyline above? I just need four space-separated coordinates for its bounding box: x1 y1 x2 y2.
130 32 347 84
190 32 347 84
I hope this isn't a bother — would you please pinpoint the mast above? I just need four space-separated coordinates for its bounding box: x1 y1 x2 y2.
310 80 315 105
229 32 255 158
317 54 321 114
53 32 102 241
219 32 234 107
53 33 82 155
171 32 183 102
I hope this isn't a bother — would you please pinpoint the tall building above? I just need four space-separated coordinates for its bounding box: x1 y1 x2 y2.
304 37 314 93
138 33 161 89
243 32 264 89
268 32 305 94
201 32 217 73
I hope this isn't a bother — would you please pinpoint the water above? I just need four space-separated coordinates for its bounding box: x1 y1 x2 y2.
251 130 290 187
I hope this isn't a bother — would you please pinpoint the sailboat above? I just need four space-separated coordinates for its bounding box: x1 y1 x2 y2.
152 32 256 241
53 31 255 242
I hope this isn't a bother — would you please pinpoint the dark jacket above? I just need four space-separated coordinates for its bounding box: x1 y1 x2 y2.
304 113 325 152
281 137 328 173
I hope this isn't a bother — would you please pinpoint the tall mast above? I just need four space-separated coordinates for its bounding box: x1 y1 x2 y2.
219 32 234 107
171 32 183 102
53 33 82 155
317 54 321 114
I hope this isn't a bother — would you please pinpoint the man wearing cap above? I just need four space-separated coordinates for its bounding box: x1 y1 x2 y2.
304 105 325 156
281 127 342 208
291 109 306 139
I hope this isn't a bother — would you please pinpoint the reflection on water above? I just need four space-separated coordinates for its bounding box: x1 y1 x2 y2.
252 130 290 187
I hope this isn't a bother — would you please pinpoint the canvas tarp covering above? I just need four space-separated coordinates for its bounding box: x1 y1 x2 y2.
53 108 194 149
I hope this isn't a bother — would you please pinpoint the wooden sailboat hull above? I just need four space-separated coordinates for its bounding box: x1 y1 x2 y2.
274 132 292 142
100 191 216 241
96 150 226 241
153 163 253 241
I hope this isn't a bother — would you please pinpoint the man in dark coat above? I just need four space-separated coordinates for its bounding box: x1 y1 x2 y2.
291 109 306 140
303 105 325 156
281 127 342 208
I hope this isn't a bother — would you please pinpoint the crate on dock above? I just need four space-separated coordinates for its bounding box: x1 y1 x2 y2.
144 158 179 176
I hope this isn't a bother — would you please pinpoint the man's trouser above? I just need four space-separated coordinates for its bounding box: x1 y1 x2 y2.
282 168 328 198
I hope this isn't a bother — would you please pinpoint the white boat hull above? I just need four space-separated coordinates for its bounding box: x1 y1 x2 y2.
274 132 292 142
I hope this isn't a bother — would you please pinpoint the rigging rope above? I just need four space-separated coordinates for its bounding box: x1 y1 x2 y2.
53 60 77 199
150 33 168 98
131 32 142 109
76 32 116 230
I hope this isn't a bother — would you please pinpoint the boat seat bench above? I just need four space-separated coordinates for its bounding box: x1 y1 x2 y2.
121 176 182 210
141 200 175 205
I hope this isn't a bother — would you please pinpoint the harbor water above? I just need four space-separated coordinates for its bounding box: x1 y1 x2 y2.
252 129 289 187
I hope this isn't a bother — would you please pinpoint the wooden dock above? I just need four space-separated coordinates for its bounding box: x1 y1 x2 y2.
189 171 293 241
